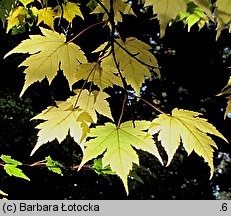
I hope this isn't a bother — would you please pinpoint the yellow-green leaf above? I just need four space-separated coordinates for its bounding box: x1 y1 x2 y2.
45 156 63 176
217 76 231 96
31 102 91 155
6 6 28 33
75 62 123 90
4 27 87 96
149 108 227 178
0 189 8 197
144 0 187 37
99 38 159 94
191 0 213 20
4 164 30 181
215 0 231 39
37 7 57 30
67 89 114 122
1 155 22 165
31 89 113 155
62 2 84 23
92 0 134 24
79 120 162 194
224 99 231 119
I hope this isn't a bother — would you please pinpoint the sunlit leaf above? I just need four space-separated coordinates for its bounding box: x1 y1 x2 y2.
1 155 22 165
79 120 163 194
98 38 159 94
4 27 87 96
67 89 114 122
62 2 84 23
31 89 113 155
31 102 90 155
215 0 231 39
144 0 187 37
4 164 30 181
149 108 228 178
224 99 231 119
45 156 63 176
0 189 8 197
37 7 57 30
191 0 213 20
75 62 123 90
92 0 134 24
6 6 28 33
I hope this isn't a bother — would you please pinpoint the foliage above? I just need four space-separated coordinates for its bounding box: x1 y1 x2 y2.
0 155 30 181
1 0 231 195
148 108 227 178
45 156 63 176
79 120 162 193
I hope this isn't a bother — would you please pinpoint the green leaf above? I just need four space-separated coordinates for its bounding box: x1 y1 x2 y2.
1 155 22 165
191 0 213 20
129 170 144 184
79 120 163 194
91 158 116 175
4 164 30 181
45 156 63 176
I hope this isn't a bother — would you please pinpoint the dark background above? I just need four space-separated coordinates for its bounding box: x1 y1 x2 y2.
0 1 231 199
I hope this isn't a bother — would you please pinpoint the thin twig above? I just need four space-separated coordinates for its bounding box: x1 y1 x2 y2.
66 20 108 44
117 94 128 128
29 159 47 166
128 93 169 115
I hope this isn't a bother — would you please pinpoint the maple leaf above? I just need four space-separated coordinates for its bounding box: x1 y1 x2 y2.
6 6 28 33
4 27 87 96
215 0 231 39
67 89 114 122
31 101 92 156
144 0 187 37
37 7 57 30
92 0 134 24
31 89 113 155
148 108 228 178
62 2 84 23
75 62 123 90
79 121 163 194
98 38 160 94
